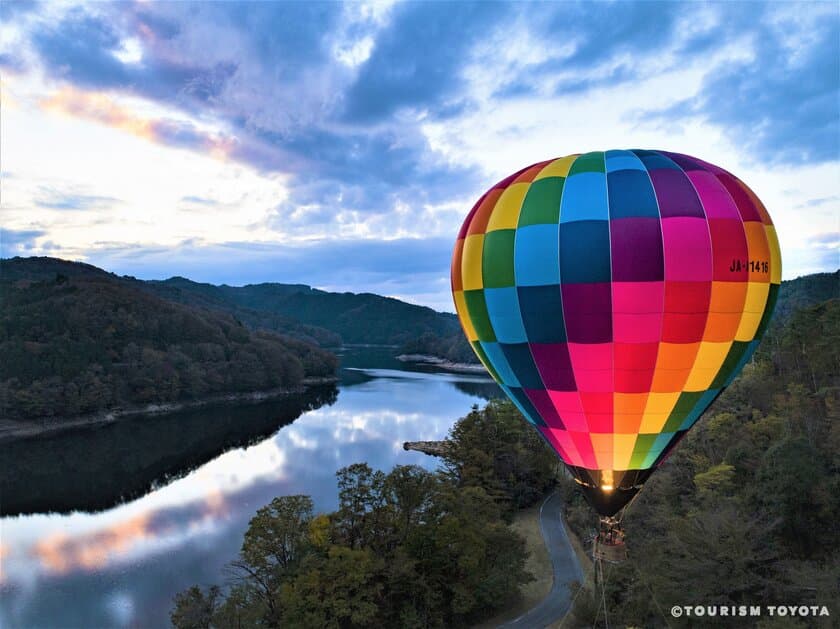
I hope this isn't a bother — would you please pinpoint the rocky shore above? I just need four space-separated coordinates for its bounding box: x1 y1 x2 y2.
395 353 487 374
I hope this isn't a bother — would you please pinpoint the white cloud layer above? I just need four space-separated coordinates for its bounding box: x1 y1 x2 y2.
1 1 837 309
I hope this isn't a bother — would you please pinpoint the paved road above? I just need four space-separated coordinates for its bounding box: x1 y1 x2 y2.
500 491 585 629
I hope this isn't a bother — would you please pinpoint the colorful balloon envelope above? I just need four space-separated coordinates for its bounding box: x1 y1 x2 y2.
451 150 781 516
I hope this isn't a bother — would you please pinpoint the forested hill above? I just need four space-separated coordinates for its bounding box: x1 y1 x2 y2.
0 261 337 422
771 270 839 322
0 258 342 347
1 257 462 347
563 293 839 626
140 277 344 348
146 277 461 346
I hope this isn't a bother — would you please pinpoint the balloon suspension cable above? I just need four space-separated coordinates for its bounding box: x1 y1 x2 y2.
626 557 674 629
616 489 642 525
593 554 612 629
591 516 624 628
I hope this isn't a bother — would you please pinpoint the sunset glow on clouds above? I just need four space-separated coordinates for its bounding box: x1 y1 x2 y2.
1 1 837 310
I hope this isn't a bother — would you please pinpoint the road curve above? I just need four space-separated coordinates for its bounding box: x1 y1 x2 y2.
499 491 585 629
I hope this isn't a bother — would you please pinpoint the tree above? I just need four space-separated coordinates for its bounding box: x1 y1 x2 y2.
383 465 436 543
0 260 337 421
565 296 840 626
335 463 387 550
172 457 538 627
410 484 532 624
754 438 829 557
281 546 383 629
228 495 314 623
170 586 220 629
443 399 557 513
694 463 736 499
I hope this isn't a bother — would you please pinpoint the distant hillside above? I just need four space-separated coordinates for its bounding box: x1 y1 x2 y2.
0 257 462 347
2 257 835 373
0 260 337 422
773 270 839 323
145 277 461 346
140 277 343 347
0 256 116 282
0 257 342 347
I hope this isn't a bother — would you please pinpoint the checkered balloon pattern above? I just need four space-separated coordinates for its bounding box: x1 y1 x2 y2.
451 150 781 516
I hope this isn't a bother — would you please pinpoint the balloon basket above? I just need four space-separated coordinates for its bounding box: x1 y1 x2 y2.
593 516 627 563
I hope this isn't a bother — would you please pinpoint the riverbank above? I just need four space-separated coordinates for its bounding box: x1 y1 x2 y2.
396 353 487 374
0 376 338 443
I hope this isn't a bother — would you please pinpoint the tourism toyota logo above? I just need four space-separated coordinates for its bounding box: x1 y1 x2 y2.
670 604 831 619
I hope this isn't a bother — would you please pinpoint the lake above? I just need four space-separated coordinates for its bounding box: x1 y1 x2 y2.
0 347 499 628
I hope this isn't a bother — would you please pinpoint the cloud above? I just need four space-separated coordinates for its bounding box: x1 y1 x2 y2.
340 2 510 122
33 492 229 576
83 236 457 310
542 2 683 66
476 2 706 101
1 228 46 257
29 5 231 107
797 195 839 209
635 6 839 165
0 0 40 21
265 125 479 232
26 2 347 126
179 195 218 206
37 83 474 234
6 1 839 307
808 232 840 246
807 232 840 271
0 52 27 74
38 87 307 174
34 186 121 210
40 88 239 159
18 2 840 176
26 4 475 217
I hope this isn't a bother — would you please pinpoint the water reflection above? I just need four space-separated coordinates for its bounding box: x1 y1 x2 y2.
31 489 231 577
452 379 504 401
0 359 498 628
0 387 338 516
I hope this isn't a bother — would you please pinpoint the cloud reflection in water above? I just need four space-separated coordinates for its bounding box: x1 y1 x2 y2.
0 367 495 628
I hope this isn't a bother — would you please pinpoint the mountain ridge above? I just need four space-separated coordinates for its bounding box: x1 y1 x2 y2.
0 258 338 423
1 256 461 347
2 258 837 370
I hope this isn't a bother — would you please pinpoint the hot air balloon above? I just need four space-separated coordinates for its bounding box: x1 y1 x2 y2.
451 150 780 558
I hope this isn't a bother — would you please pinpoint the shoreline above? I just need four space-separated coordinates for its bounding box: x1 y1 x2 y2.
0 376 338 443
395 353 487 374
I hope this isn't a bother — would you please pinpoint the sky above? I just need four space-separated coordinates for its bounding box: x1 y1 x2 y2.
1 0 838 312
